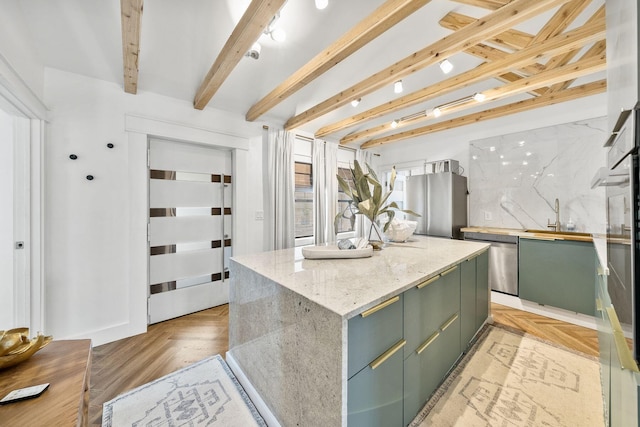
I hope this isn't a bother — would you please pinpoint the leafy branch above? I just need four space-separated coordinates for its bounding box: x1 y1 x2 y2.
334 160 420 238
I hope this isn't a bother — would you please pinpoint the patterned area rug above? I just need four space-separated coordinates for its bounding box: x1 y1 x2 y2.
411 324 604 427
102 355 266 427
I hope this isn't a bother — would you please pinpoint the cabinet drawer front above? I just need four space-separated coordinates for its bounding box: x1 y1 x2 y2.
405 267 461 353
403 334 442 426
519 239 595 315
348 294 403 378
348 345 404 427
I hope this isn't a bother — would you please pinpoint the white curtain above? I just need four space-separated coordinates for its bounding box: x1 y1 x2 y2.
264 130 295 250
355 149 375 239
312 140 339 244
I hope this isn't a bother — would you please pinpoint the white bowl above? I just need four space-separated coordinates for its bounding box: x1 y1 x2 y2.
385 220 418 242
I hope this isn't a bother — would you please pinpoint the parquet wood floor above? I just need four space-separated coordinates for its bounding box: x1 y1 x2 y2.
88 304 228 426
88 302 600 425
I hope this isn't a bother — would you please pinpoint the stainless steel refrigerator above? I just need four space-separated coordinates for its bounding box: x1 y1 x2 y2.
405 172 467 239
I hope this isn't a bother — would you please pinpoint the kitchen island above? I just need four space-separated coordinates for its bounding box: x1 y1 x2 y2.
227 236 490 426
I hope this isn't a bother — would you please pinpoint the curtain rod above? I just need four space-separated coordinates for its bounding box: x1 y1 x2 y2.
263 125 313 142
262 125 379 156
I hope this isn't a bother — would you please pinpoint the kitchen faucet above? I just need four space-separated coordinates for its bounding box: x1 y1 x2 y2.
547 198 560 231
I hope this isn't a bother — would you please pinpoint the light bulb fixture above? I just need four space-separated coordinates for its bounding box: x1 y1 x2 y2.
315 0 328 10
391 119 399 129
245 42 262 60
439 59 453 74
473 92 486 102
394 80 403 94
433 107 442 118
265 13 286 42
270 27 286 42
351 98 361 107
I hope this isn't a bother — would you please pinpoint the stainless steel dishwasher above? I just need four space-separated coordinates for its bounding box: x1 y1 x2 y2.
463 231 519 296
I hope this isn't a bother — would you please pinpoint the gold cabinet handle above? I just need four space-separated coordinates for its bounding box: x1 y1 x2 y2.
416 332 439 355
441 313 459 331
440 266 458 277
417 275 439 289
361 296 400 318
606 307 640 372
370 340 406 370
595 298 603 312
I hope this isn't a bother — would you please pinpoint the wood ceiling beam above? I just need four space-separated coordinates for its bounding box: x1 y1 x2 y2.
193 0 287 110
548 39 606 92
285 0 572 131
316 19 604 138
543 4 605 93
341 53 605 145
527 0 591 46
439 12 533 51
120 0 144 94
464 44 547 96
359 80 606 149
244 0 433 122
450 0 509 10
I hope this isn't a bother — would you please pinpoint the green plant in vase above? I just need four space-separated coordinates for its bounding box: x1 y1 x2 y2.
334 160 420 250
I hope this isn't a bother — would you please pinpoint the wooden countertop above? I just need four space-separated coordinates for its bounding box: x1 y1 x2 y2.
461 226 594 243
0 339 92 426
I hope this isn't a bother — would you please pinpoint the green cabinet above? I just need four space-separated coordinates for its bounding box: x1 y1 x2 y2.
519 237 596 315
348 340 405 427
404 266 460 354
595 257 640 427
348 251 489 427
348 295 404 379
460 251 489 351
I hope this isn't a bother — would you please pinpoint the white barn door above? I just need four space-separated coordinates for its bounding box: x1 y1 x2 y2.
148 138 232 324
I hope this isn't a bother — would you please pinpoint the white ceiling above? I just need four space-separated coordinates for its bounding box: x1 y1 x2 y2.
16 0 606 143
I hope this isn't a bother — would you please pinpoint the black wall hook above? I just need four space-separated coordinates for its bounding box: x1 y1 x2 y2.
86 175 94 181
69 154 78 160
107 143 114 149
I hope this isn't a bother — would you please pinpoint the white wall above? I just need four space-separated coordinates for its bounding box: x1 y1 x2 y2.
0 109 14 327
43 68 265 345
0 0 45 103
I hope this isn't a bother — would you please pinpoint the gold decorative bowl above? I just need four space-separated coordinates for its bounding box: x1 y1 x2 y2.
0 328 53 370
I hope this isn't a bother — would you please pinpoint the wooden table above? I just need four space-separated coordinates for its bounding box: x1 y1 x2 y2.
0 339 92 426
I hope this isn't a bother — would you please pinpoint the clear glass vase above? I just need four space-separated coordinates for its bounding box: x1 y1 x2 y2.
367 220 385 250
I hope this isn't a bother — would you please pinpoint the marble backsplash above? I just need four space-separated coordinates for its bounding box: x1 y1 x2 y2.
469 116 608 233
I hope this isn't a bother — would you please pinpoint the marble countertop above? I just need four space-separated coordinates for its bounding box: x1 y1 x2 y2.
461 226 594 242
231 236 490 320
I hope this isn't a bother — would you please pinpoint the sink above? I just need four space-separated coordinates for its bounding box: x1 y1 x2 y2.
523 229 591 237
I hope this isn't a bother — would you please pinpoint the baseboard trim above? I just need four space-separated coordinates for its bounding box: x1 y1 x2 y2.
491 291 597 330
225 352 282 427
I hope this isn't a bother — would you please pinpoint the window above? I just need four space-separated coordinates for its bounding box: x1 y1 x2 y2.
294 161 313 238
336 167 355 234
336 147 357 236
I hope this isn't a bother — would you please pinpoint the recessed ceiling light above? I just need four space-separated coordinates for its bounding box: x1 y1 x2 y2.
315 0 328 10
351 98 361 107
394 80 403 94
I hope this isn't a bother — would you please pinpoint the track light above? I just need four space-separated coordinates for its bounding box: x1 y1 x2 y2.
439 59 453 74
351 98 361 107
265 13 286 42
433 107 442 118
391 119 399 129
315 0 328 10
394 80 403 94
473 92 486 102
245 42 261 60
270 27 286 42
